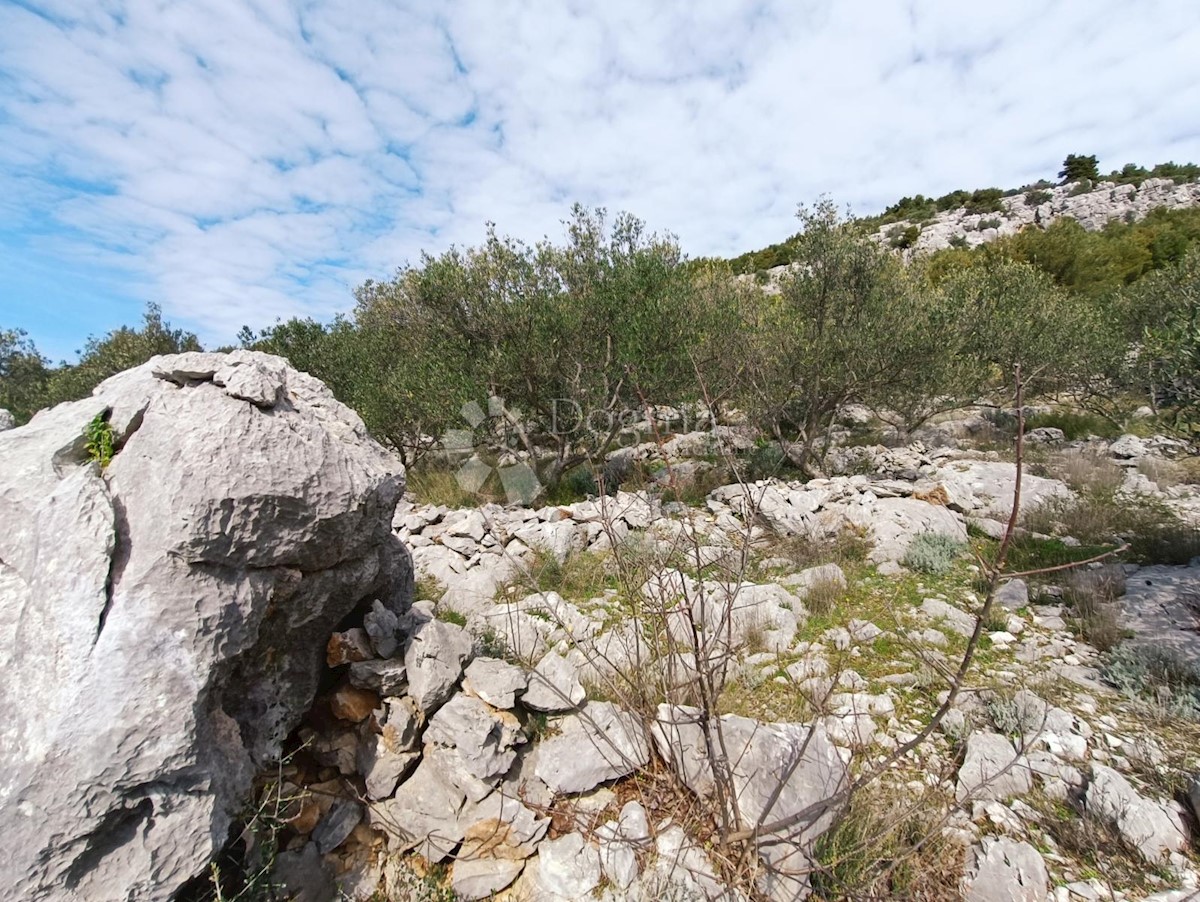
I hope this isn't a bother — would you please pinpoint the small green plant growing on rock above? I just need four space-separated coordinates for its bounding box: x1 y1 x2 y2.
902 532 965 575
84 411 115 468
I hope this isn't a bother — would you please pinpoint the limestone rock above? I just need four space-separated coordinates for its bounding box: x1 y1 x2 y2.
1086 764 1187 862
523 651 586 712
652 706 847 893
995 578 1029 611
404 619 473 714
532 833 601 900
451 858 525 900
462 656 528 709
961 837 1049 902
425 693 524 782
0 351 408 901
956 732 1033 802
0 408 14 431
535 702 650 794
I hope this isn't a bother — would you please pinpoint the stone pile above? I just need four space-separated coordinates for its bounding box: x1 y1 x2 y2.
279 598 851 901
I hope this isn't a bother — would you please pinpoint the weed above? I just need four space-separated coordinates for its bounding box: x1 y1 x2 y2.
811 784 962 900
985 694 1021 735
761 528 870 574
84 411 115 468
435 607 467 627
903 532 966 575
507 547 616 602
1024 486 1200 565
415 577 445 604
407 464 503 507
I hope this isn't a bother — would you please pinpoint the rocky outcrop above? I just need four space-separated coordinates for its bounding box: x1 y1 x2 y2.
868 177 1200 255
0 351 409 901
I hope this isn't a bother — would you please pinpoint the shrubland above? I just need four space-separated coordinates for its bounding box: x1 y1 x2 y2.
4 165 1199 486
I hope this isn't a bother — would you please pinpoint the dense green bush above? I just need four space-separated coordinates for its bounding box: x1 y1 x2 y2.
0 328 50 424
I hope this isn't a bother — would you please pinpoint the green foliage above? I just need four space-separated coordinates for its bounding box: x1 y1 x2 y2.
1024 189 1052 207
84 412 115 468
1063 566 1128 651
1059 153 1100 184
0 328 50 423
741 201 968 469
1103 642 1200 720
937 258 1105 398
1024 410 1121 440
1024 484 1200 565
1133 250 1200 430
886 224 920 249
902 531 965 574
356 205 730 487
47 304 201 407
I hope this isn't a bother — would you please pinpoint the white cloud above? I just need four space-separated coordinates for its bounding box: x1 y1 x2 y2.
2 0 1199 349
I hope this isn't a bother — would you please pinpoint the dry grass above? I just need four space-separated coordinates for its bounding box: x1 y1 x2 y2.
1138 455 1200 488
1062 565 1128 652
810 781 966 901
1045 450 1125 494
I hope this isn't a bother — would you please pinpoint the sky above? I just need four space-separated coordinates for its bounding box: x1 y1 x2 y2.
2 1 1199 361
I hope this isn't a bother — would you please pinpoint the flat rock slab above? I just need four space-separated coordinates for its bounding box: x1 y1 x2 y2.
961 837 1049 902
534 702 650 795
1120 564 1200 669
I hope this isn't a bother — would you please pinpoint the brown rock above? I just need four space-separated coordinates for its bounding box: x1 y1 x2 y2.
330 685 380 723
327 628 374 667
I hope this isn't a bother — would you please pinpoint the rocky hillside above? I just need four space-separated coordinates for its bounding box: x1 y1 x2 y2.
5 354 1200 902
869 178 1200 255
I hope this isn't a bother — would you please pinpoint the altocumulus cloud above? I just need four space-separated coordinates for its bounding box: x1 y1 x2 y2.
2 0 1199 356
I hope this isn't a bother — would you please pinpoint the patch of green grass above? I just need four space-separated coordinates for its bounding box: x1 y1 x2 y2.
435 607 467 627
1025 410 1121 440
505 546 619 604
1002 535 1113 572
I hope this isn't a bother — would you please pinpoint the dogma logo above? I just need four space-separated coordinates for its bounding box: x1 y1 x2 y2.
441 397 542 505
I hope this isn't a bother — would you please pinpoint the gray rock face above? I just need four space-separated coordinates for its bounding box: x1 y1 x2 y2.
956 732 1033 802
523 651 586 712
0 408 14 430
425 693 525 781
961 837 1049 902
0 351 408 901
995 578 1029 611
462 656 528 709
1086 764 1187 862
404 619 473 713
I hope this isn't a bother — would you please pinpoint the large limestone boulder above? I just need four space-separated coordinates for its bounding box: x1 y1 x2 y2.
0 351 409 901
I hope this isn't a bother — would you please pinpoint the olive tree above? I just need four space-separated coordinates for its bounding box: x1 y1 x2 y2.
0 328 51 424
739 201 964 474
356 205 712 488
